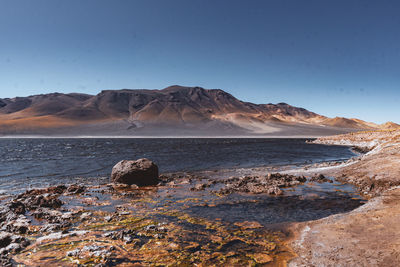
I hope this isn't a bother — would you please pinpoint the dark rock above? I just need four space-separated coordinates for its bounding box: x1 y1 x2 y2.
66 184 86 194
0 232 30 253
0 254 12 267
18 194 63 211
103 229 137 244
32 208 68 224
111 158 159 186
8 201 26 215
4 243 21 253
0 232 12 248
50 185 68 194
30 195 63 209
66 248 81 257
310 174 332 183
158 174 174 185
0 210 18 226
18 185 67 199
4 215 30 234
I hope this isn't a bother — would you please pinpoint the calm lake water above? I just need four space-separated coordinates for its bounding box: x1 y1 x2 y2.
0 138 356 192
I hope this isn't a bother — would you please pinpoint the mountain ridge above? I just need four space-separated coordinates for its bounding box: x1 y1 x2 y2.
0 85 390 136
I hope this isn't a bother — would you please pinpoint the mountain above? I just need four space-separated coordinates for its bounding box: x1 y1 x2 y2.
0 85 385 136
380 121 400 130
320 117 377 129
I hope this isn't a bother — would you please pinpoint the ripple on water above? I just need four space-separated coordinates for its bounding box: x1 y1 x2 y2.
0 138 357 192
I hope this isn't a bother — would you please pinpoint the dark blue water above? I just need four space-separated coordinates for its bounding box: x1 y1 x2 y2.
0 138 355 192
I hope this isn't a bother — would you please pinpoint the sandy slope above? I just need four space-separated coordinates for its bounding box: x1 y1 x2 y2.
289 129 400 266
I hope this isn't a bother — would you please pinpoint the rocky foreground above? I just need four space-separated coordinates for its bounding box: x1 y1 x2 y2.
0 158 362 266
2 129 399 266
289 129 400 266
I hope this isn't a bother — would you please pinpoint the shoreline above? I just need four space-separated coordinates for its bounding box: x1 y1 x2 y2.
2 131 396 265
0 155 363 266
0 135 324 139
287 129 400 266
0 137 356 195
0 155 355 197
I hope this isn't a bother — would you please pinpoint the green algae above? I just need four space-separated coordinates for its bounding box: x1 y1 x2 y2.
12 184 297 266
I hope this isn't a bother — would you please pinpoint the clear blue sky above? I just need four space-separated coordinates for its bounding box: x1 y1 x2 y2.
0 0 399 123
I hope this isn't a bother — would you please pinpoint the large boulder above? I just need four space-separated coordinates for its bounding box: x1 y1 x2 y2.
111 158 159 186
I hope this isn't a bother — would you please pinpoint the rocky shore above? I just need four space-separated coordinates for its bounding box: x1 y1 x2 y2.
0 157 364 266
289 129 400 266
2 131 396 266
0 170 305 266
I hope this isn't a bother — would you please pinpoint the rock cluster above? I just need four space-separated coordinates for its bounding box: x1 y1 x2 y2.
187 173 310 195
0 184 87 265
66 244 115 264
209 173 307 195
102 223 168 246
0 231 30 266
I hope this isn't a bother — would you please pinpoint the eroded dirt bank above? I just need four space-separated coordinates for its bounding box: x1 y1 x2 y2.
289 129 400 266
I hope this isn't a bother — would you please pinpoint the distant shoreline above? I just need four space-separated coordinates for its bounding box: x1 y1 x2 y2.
0 135 322 139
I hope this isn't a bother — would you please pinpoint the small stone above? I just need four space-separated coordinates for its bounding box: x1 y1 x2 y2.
234 221 263 229
8 201 26 214
145 225 156 232
5 243 21 253
123 235 134 244
66 248 81 257
154 233 165 239
82 245 104 252
190 183 207 191
0 232 12 248
66 184 86 194
102 231 115 238
91 249 110 257
158 226 167 233
80 212 92 221
251 253 273 264
61 212 74 220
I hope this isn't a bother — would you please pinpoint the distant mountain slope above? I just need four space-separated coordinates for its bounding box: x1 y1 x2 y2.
380 121 400 130
319 117 377 129
0 85 386 136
